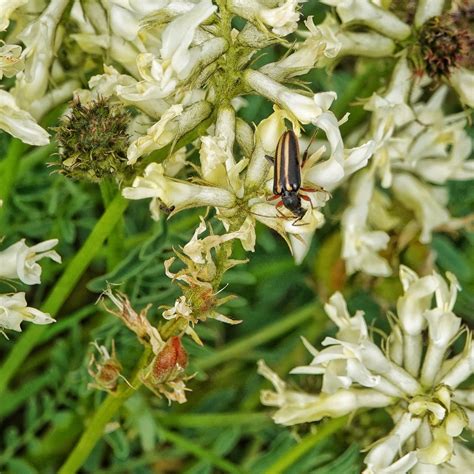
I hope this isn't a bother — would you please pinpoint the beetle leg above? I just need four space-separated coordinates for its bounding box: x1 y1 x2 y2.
275 200 285 208
301 186 333 198
302 127 319 163
267 194 280 201
300 186 322 192
291 216 308 227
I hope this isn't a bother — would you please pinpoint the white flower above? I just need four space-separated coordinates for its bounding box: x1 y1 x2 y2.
230 0 303 37
12 0 70 110
116 0 218 100
391 173 450 244
341 170 391 276
162 0 216 74
259 359 393 425
123 163 236 213
259 267 474 472
261 15 341 78
127 101 211 163
0 90 50 145
421 273 462 386
413 128 474 184
199 135 247 197
365 56 415 129
397 265 438 337
244 69 337 125
320 0 411 40
86 65 170 119
258 0 303 36
0 0 27 32
304 14 395 63
449 67 474 108
364 413 421 473
109 1 140 41
0 292 55 334
0 43 24 79
304 135 375 191
127 105 184 164
0 239 61 285
414 0 444 27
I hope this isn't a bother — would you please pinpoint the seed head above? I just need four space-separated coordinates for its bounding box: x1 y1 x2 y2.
419 15 471 78
55 97 131 182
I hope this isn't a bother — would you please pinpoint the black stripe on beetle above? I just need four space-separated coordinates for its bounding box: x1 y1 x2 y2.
266 130 317 225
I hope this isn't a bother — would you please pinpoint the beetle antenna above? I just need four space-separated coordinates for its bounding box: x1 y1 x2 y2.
249 210 287 220
302 126 319 162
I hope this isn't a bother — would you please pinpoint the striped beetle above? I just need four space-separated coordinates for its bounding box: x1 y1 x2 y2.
266 129 318 225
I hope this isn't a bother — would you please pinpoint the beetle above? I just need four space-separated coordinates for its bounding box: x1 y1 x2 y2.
266 130 317 225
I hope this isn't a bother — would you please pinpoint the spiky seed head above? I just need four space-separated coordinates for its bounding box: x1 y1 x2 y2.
55 97 131 183
419 15 471 79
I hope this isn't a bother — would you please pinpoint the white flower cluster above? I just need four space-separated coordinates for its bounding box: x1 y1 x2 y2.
0 222 61 334
2 0 471 277
341 56 474 276
259 265 474 473
0 0 81 144
317 0 474 107
105 1 376 263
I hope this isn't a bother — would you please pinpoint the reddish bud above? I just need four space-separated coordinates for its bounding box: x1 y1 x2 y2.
152 336 188 383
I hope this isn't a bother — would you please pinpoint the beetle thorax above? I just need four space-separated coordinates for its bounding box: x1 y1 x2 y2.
282 191 305 217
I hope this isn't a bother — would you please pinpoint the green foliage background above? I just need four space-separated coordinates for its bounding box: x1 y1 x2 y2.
0 2 473 473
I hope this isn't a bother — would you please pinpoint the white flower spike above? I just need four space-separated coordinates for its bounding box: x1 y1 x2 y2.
259 266 473 472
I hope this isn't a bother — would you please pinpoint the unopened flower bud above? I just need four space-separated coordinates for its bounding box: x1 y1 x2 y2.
150 336 188 383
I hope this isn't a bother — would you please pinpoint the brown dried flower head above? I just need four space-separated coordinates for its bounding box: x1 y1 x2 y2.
88 342 123 392
419 15 472 78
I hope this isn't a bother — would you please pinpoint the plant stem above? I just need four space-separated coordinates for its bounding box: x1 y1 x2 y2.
0 193 128 395
262 417 349 474
100 179 124 271
57 299 321 472
58 348 151 474
0 139 28 226
159 412 270 428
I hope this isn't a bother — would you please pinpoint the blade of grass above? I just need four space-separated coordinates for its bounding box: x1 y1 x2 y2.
159 412 270 429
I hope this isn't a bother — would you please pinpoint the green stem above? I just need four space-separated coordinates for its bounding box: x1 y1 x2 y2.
57 112 221 472
58 295 319 473
0 139 28 226
160 412 270 428
0 193 128 395
100 179 124 271
262 417 348 474
58 348 150 474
